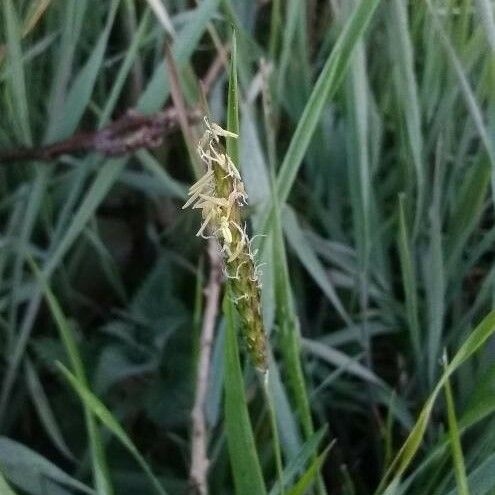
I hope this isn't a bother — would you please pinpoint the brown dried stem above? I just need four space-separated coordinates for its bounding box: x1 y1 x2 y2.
189 240 223 495
0 107 200 164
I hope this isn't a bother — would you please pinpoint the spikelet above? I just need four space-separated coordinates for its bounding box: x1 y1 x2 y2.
183 118 267 372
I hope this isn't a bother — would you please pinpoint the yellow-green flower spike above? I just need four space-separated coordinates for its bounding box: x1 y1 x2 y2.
184 118 267 372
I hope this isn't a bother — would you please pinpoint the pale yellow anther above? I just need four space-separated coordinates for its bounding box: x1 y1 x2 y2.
182 191 201 210
228 236 245 262
225 155 241 179
198 194 230 208
219 217 232 244
211 122 238 139
189 169 213 193
196 209 215 238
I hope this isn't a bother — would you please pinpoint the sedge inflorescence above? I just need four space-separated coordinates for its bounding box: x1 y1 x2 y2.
183 118 267 372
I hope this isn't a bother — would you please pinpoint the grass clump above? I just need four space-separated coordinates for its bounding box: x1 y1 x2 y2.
1 1 495 495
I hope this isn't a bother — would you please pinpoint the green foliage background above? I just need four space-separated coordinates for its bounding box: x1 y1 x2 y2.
1 1 495 494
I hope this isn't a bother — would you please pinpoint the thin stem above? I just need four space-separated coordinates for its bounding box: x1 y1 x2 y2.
261 372 285 495
190 240 223 495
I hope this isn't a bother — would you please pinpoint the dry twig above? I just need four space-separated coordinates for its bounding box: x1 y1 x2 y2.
0 107 200 164
190 240 223 495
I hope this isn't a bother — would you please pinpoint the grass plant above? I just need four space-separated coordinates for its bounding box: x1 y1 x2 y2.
1 1 495 494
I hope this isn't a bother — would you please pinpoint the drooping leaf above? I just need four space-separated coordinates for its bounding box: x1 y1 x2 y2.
0 437 94 495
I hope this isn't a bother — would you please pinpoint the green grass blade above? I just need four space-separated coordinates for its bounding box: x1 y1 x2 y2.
0 167 49 424
224 296 267 495
44 0 88 143
286 447 330 495
443 355 470 495
241 103 271 206
427 0 495 198
475 0 495 51
24 359 74 461
271 203 313 441
301 338 382 385
345 5 370 246
144 0 175 36
397 194 421 363
0 470 17 495
44 157 127 276
274 0 380 206
343 3 376 373
268 0 281 59
138 0 220 113
276 0 301 106
29 258 114 495
227 30 240 167
282 206 352 326
269 171 324 493
266 359 302 459
446 157 490 270
378 310 495 492
269 428 327 495
389 0 425 230
8 168 48 358
445 452 495 495
56 0 119 139
426 156 445 386
395 377 495 492
136 150 187 200
99 8 151 127
2 0 32 145
0 437 94 495
263 368 285 495
57 364 168 495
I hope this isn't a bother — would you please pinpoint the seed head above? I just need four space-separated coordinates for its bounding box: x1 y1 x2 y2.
184 118 267 372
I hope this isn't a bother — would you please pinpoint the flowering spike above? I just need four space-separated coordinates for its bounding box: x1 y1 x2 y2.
183 119 267 372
